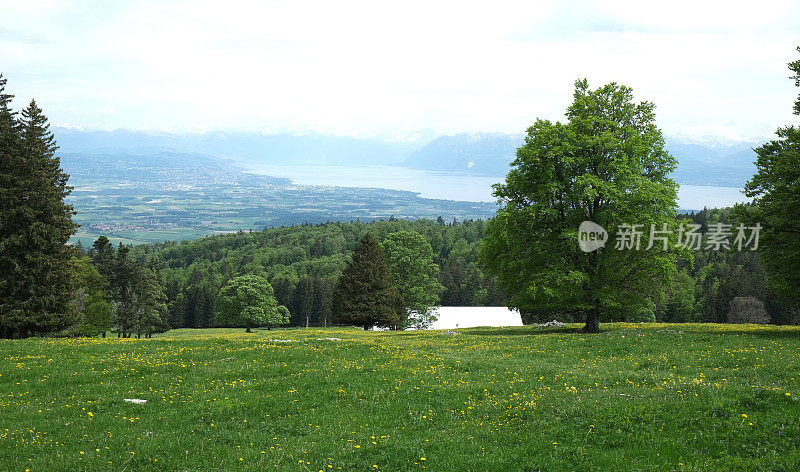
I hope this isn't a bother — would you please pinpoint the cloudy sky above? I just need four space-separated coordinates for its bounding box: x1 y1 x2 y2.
1 0 798 142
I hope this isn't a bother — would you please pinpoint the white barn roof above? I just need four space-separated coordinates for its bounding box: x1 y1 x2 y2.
428 306 523 330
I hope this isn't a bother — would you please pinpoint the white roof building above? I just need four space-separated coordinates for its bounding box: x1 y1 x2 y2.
428 306 523 330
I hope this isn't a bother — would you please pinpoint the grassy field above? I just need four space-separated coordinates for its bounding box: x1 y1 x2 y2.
2 324 799 471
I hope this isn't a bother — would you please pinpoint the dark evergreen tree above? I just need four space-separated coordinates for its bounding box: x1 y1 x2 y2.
0 81 77 338
0 74 22 338
107 245 170 337
293 275 314 326
110 246 138 336
313 276 334 327
91 236 116 279
332 233 404 330
133 266 170 337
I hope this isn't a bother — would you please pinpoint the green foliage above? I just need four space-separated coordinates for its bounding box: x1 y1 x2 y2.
663 270 697 323
69 257 112 336
102 244 170 337
382 231 444 329
737 46 800 305
480 80 679 332
215 275 289 331
130 218 503 329
629 298 656 323
0 76 77 338
332 234 404 329
292 275 315 326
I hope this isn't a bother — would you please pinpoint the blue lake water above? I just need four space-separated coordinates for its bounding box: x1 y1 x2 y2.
247 164 750 210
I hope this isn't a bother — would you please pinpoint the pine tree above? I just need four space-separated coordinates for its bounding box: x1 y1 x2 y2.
0 74 23 338
91 236 116 279
332 233 404 330
0 78 77 338
293 275 315 326
133 266 170 338
110 246 138 337
313 276 334 327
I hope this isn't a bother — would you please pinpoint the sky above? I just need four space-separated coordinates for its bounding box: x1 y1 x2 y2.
1 0 798 143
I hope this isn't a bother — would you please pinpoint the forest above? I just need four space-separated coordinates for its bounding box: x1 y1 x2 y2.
60 206 794 336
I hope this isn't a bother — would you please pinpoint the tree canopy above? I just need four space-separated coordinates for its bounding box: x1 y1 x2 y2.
215 274 289 332
382 231 444 329
480 79 679 332
737 45 800 304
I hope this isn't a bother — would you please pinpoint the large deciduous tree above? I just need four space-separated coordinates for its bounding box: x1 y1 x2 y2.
479 79 678 333
382 231 444 329
333 233 404 330
215 274 289 332
737 46 800 304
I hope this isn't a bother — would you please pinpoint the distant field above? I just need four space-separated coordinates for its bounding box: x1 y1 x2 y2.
2 324 799 471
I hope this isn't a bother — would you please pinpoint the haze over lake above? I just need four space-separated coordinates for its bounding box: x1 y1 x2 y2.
247 164 750 210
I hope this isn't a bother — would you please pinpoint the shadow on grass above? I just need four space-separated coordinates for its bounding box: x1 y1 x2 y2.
462 326 584 336
703 328 800 340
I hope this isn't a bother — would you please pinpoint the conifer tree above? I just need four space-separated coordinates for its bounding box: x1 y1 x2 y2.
293 275 315 326
0 74 23 338
333 233 404 330
0 77 77 338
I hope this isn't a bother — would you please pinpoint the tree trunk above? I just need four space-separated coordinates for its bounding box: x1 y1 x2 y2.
102 331 106 338
363 325 370 331
245 322 252 333
583 307 600 333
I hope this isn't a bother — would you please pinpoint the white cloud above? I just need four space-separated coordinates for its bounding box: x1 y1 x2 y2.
0 0 798 141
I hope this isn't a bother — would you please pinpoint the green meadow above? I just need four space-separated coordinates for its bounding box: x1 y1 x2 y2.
2 324 800 471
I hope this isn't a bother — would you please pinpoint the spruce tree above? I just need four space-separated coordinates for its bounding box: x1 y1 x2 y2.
0 74 23 338
293 275 315 326
333 233 404 330
0 78 77 338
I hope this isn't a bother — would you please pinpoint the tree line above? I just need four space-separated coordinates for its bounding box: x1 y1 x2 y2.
3 43 799 337
82 218 505 331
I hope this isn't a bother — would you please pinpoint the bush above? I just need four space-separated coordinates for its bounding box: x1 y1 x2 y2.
728 296 770 324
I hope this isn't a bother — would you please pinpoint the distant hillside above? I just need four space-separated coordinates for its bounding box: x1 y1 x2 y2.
54 128 422 168
404 133 760 187
403 132 524 175
666 139 759 187
60 151 288 188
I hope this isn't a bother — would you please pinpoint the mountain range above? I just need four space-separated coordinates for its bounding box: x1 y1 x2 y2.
54 128 763 188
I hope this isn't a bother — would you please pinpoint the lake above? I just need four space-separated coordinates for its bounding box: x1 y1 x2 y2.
247 164 751 210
